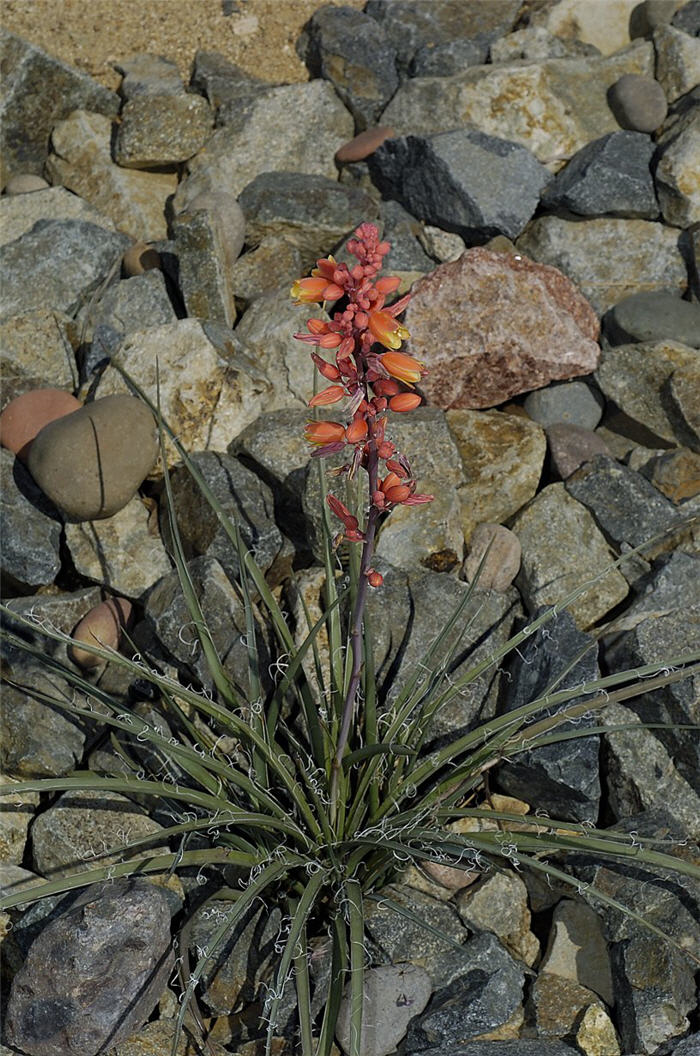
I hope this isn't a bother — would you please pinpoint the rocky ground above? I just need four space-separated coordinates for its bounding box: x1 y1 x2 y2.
1 1 700 1055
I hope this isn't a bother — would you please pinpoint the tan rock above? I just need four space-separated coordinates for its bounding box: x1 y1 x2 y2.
447 409 546 541
0 185 115 248
46 110 177 242
463 523 521 591
0 774 39 864
457 871 540 966
0 309 78 405
654 24 700 103
576 1003 621 1056
533 0 639 55
68 596 132 669
540 899 613 1005
404 249 599 410
530 972 606 1037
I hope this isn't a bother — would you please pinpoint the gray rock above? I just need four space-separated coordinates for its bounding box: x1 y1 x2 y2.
145 556 265 692
0 774 38 865
0 186 116 249
369 131 550 241
546 423 614 479
229 235 304 307
171 206 236 327
374 485 464 575
380 42 655 166
376 199 434 274
365 884 469 989
30 788 166 877
406 1044 579 1056
673 1 700 35
365 0 521 76
595 339 699 448
654 23 700 102
604 290 700 347
565 454 689 555
539 899 613 1006
0 219 128 321
0 29 119 185
167 450 283 583
672 1036 700 1056
512 482 629 628
3 173 50 194
607 72 668 132
238 171 379 266
114 93 213 168
298 5 398 131
497 609 602 823
541 131 658 218
5 879 173 1056
655 103 700 227
190 49 275 120
114 53 184 100
2 586 103 660
403 931 524 1050
524 381 604 430
27 394 158 521
516 215 687 315
176 80 353 207
0 448 61 590
630 0 682 39
411 38 486 75
336 963 432 1056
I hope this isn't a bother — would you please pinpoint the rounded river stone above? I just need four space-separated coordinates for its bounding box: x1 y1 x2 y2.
27 395 158 520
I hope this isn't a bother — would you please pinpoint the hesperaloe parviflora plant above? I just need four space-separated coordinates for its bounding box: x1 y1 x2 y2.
0 223 699 1056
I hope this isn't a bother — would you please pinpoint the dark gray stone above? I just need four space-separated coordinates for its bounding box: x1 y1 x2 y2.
0 29 119 184
672 1036 700 1056
672 1 700 36
541 131 658 218
403 932 524 1051
298 5 398 131
365 884 469 989
5 880 173 1056
369 131 550 241
190 50 276 123
604 291 700 347
565 454 688 553
238 170 379 264
114 93 213 168
0 661 84 779
379 199 434 273
411 37 486 75
496 609 601 823
144 556 267 694
365 0 521 76
166 450 283 584
406 1044 579 1056
114 52 184 99
607 73 668 133
523 381 604 430
0 220 128 321
172 207 235 327
0 449 61 591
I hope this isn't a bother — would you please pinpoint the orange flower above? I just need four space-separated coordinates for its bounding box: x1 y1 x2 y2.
346 416 368 444
384 483 412 504
368 308 410 350
389 392 422 412
291 277 343 304
382 351 424 385
309 385 345 407
304 420 346 446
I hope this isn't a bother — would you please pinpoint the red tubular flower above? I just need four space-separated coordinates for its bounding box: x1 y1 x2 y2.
384 484 412 504
309 385 346 407
345 416 368 444
403 493 434 505
368 308 410 350
291 277 331 304
382 350 424 385
304 420 346 446
372 378 402 397
389 392 422 412
375 275 401 295
311 353 341 381
327 494 359 532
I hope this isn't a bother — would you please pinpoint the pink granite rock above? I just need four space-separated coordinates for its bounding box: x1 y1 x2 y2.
404 248 600 409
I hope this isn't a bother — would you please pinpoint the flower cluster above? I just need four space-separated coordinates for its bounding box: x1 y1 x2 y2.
292 222 432 586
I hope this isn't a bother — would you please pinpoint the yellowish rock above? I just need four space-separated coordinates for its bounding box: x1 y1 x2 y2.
576 1003 621 1056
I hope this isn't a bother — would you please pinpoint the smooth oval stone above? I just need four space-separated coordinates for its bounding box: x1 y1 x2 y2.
122 241 161 276
69 596 132 668
0 388 82 462
27 395 158 520
607 74 668 132
605 291 700 348
3 173 50 194
335 125 395 163
463 522 522 591
547 423 613 479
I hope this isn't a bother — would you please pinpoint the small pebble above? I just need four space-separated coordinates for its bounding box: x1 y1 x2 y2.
524 381 604 430
3 173 50 195
27 394 159 521
122 241 161 276
463 523 521 591
0 389 81 462
69 596 133 668
607 73 668 132
547 423 614 479
335 125 395 164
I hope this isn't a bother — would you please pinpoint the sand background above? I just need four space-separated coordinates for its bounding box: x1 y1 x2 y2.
1 0 365 91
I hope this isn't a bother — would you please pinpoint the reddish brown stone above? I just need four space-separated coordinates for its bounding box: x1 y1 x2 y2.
0 388 81 462
404 248 600 410
335 125 395 163
546 423 613 479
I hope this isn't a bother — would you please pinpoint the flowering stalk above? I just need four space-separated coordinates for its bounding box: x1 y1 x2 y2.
292 223 433 820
